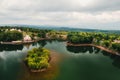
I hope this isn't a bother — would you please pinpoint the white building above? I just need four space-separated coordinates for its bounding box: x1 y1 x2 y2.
18 29 22 32
10 28 22 32
23 35 32 41
10 28 16 31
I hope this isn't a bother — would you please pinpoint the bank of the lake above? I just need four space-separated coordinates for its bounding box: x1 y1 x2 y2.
0 38 54 45
67 42 120 56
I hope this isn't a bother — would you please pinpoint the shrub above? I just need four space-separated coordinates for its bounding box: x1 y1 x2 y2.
112 43 120 52
25 47 50 70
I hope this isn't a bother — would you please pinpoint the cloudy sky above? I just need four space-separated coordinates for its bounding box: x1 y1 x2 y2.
0 0 120 30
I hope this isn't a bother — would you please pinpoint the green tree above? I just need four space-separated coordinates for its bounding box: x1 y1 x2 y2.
25 47 50 70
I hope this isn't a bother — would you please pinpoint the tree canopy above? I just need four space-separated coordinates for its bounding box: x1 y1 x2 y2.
0 31 23 42
25 47 50 70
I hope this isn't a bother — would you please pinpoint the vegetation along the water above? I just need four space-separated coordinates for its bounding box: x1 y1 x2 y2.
24 47 50 72
67 32 120 53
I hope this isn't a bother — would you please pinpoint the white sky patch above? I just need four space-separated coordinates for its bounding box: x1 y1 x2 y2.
74 0 94 7
0 0 120 30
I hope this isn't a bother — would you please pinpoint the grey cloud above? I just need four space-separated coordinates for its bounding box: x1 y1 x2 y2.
0 0 119 30
1 0 119 12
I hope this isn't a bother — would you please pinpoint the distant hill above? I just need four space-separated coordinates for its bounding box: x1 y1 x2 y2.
0 24 120 34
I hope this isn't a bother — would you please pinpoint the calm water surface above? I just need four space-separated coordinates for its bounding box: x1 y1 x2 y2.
0 40 120 80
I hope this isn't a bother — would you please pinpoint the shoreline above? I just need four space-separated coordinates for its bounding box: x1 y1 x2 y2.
0 38 53 45
67 42 120 56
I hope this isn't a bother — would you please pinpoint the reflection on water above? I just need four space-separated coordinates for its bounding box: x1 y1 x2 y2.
112 56 120 69
0 44 23 51
66 45 120 69
18 61 59 80
102 50 120 69
66 46 104 54
37 40 47 47
0 40 120 80
66 46 99 53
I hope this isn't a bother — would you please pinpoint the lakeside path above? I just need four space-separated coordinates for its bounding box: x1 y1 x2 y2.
67 42 120 56
0 38 53 45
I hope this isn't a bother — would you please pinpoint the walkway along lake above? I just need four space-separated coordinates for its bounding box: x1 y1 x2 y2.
67 42 120 55
0 40 120 80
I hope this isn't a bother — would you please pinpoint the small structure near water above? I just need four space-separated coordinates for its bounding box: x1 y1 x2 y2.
23 35 32 42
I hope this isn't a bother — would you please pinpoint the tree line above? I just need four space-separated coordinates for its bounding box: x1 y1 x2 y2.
0 31 23 42
67 32 120 52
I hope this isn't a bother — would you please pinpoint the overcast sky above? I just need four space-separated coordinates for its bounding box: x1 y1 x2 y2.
0 0 120 30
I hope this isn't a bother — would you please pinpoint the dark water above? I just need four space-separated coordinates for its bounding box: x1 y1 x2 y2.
0 40 120 80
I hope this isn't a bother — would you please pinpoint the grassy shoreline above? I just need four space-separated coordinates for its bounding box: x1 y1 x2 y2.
0 38 54 45
67 42 120 56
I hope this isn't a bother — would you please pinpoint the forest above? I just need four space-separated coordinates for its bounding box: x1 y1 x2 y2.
0 31 23 42
67 32 120 52
0 26 67 42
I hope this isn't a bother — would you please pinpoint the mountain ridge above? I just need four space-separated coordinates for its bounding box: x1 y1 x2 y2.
0 24 120 33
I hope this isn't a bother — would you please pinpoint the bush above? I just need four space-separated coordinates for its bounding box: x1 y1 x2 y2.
112 43 120 52
102 40 111 47
25 47 50 70
0 31 23 42
67 32 93 44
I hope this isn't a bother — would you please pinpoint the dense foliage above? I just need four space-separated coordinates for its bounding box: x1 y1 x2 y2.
111 43 120 52
67 32 120 52
67 32 93 44
0 31 23 42
46 30 67 40
0 26 67 41
25 47 50 70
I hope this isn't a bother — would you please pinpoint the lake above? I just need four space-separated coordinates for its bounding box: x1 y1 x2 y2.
0 40 120 80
